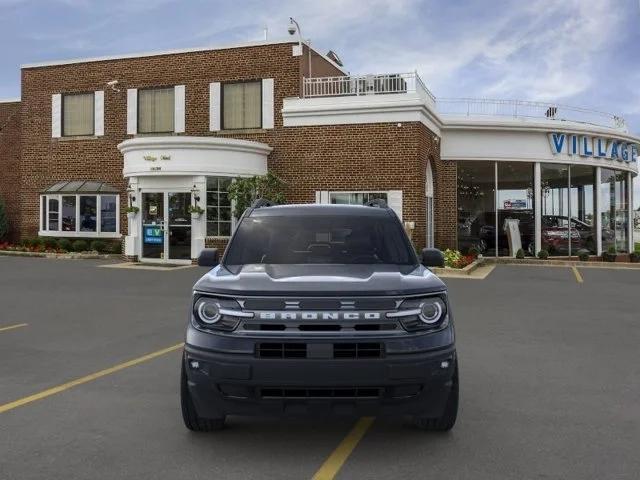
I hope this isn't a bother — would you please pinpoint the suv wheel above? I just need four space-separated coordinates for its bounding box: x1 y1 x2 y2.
180 355 225 432
413 362 459 432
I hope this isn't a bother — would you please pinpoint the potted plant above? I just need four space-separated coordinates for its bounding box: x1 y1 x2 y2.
603 245 617 262
188 205 205 219
576 249 590 262
629 246 640 263
126 206 139 220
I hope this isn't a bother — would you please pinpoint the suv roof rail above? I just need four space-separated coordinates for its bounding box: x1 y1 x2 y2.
251 198 276 209
364 198 388 209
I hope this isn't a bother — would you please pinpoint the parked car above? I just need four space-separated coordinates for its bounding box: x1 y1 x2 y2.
181 201 458 432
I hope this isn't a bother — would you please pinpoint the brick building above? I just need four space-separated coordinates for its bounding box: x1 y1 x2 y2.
0 38 638 261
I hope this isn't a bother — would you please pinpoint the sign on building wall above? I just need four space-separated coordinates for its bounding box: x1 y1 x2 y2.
548 132 638 163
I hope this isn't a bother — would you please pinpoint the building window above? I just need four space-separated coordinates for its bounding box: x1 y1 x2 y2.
101 195 118 233
61 196 76 232
222 81 261 130
457 161 496 255
206 177 233 237
601 168 629 253
62 93 94 136
329 192 388 205
48 197 59 231
138 87 175 133
40 194 119 237
79 196 97 232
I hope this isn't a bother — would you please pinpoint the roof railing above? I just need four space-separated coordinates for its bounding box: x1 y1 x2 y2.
300 74 627 131
436 97 627 131
302 72 436 104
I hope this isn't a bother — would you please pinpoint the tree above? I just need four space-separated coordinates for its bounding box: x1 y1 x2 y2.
0 197 8 241
227 173 286 219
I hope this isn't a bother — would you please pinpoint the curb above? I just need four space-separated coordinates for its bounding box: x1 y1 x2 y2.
431 258 485 276
0 250 121 260
484 257 640 269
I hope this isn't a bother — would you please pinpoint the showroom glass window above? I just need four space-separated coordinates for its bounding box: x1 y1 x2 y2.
601 168 629 253
329 192 388 205
62 93 94 136
540 164 570 255
569 165 596 254
206 177 232 237
222 81 261 130
497 163 535 256
40 194 119 236
138 87 175 133
457 161 496 256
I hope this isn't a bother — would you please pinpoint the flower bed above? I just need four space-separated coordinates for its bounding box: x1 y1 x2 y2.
0 237 121 255
443 249 476 269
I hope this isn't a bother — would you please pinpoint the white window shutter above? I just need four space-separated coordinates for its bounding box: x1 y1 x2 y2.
262 78 274 129
316 191 329 204
127 88 137 135
387 190 403 220
51 94 61 138
174 85 185 133
94 90 104 136
209 82 221 131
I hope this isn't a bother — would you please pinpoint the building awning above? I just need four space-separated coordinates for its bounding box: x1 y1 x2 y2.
42 180 120 194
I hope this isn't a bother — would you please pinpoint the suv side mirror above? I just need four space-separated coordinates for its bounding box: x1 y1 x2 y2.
197 248 219 267
421 248 444 268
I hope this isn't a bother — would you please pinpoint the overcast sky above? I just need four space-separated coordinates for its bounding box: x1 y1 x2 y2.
1 0 638 207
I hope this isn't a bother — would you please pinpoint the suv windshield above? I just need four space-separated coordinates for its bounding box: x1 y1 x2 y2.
224 214 417 268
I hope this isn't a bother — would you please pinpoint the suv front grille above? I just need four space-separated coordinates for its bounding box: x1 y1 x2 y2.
256 342 384 359
259 387 383 399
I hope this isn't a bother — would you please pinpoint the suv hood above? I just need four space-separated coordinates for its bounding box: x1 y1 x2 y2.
194 264 446 297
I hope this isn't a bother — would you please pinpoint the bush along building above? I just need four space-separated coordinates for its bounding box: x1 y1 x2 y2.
0 38 637 262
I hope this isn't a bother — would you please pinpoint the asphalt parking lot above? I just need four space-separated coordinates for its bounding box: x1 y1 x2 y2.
1 257 639 479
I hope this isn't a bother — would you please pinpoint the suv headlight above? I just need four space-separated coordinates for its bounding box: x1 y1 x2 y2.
388 295 448 332
192 295 252 331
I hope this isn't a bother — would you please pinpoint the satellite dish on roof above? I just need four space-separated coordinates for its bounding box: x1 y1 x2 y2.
326 50 343 67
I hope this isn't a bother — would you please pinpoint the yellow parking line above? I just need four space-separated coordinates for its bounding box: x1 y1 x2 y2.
0 342 183 414
571 266 584 283
311 417 375 480
0 323 28 333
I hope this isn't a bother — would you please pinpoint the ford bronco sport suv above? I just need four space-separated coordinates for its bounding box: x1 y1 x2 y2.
181 200 458 431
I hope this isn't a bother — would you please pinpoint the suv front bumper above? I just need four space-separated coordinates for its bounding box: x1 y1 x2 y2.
184 327 456 418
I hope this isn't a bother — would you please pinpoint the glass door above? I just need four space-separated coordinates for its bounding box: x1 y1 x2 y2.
142 193 165 260
167 192 192 260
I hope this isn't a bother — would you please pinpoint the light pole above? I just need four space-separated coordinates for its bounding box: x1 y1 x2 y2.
288 17 312 93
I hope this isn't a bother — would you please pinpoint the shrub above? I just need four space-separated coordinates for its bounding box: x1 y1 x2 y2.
58 238 72 252
21 238 33 248
515 248 525 259
607 245 617 254
41 237 58 251
31 237 44 249
227 173 286 218
468 246 480 258
0 197 8 241
537 249 549 260
443 249 462 268
577 249 590 262
71 239 89 252
629 252 640 263
90 240 107 253
109 241 122 254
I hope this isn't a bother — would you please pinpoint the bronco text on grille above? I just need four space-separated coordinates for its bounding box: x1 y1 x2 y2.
180 201 459 432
